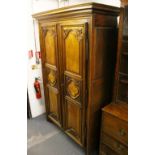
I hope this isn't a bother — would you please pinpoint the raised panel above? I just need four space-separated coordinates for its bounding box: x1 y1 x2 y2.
65 32 80 74
62 26 85 76
43 26 57 66
48 87 61 127
49 90 58 115
65 75 82 103
65 99 82 144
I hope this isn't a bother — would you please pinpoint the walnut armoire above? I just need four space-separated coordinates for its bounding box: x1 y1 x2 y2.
33 3 120 155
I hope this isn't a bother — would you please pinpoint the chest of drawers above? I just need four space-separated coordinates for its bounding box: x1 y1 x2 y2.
99 103 128 155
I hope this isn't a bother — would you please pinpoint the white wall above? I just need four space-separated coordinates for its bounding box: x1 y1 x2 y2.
27 0 46 118
31 0 120 14
70 0 120 7
32 0 58 14
93 0 120 7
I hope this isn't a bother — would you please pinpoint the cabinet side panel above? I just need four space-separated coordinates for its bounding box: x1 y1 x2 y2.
87 14 118 155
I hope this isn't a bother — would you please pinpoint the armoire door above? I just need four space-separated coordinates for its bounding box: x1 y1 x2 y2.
41 24 62 127
60 22 88 146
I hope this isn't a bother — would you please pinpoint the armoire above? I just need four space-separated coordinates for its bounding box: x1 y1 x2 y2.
33 3 120 155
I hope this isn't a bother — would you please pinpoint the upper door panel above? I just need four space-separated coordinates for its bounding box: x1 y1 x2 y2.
64 28 81 74
61 24 87 78
42 25 57 67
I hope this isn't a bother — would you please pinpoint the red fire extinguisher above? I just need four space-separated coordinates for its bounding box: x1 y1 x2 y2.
34 78 41 99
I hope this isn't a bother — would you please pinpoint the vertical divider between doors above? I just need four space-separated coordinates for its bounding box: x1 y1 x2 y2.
57 23 65 129
83 22 89 146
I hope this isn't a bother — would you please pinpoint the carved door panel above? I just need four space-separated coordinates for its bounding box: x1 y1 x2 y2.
41 25 62 127
60 23 87 145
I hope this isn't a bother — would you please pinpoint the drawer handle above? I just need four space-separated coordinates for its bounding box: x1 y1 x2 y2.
119 128 126 136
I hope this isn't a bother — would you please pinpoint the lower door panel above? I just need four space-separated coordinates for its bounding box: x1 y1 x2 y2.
47 86 62 127
64 97 82 145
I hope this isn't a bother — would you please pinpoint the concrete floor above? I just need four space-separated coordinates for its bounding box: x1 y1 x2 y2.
27 114 86 155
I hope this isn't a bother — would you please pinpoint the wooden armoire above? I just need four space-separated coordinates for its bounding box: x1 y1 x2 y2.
33 3 120 155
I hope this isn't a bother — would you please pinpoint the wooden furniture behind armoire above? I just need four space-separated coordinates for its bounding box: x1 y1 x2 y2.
99 0 128 154
33 3 120 155
114 0 128 104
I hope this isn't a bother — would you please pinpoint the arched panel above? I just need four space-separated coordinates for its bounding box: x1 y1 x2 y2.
45 30 56 65
65 32 80 74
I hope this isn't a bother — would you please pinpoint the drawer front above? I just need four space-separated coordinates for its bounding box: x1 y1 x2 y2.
101 133 128 155
102 113 128 146
100 143 118 155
